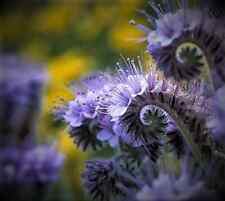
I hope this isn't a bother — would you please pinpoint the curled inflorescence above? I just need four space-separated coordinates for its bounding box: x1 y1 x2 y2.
131 0 225 92
57 1 225 201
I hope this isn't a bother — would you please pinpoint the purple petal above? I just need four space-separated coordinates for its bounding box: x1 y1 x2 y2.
97 129 114 141
109 137 119 147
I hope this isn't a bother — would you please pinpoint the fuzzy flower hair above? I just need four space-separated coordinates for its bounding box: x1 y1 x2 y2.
55 46 225 201
56 1 225 200
82 160 121 201
132 0 225 90
99 57 212 162
82 159 137 201
58 56 213 164
58 72 114 150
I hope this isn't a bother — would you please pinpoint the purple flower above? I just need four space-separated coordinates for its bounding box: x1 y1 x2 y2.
0 55 46 144
63 91 99 126
81 72 112 92
0 146 21 184
96 115 142 148
97 116 119 147
18 144 64 184
0 144 63 201
0 145 63 185
133 1 225 86
101 59 149 120
64 100 85 127
79 91 98 119
62 72 112 128
107 84 133 120
113 121 143 148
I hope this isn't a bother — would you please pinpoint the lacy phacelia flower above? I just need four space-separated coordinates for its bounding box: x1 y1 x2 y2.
0 145 63 201
0 54 63 201
54 1 225 200
132 0 225 89
57 72 115 150
97 115 120 147
59 57 212 163
0 145 63 184
19 145 64 183
0 55 46 145
102 59 211 162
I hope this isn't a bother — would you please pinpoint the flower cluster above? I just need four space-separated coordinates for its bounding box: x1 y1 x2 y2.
58 1 225 201
58 58 195 155
0 145 63 185
0 55 46 145
132 0 225 91
0 55 63 201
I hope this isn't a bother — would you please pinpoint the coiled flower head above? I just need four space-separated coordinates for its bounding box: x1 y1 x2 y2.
58 56 213 164
99 57 212 163
132 0 225 89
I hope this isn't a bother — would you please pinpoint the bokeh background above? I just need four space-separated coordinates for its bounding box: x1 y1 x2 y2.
0 0 149 200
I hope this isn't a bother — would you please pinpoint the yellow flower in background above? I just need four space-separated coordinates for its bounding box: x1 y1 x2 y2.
39 51 93 137
58 131 76 156
48 53 89 82
44 51 92 112
109 21 145 53
39 51 92 198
